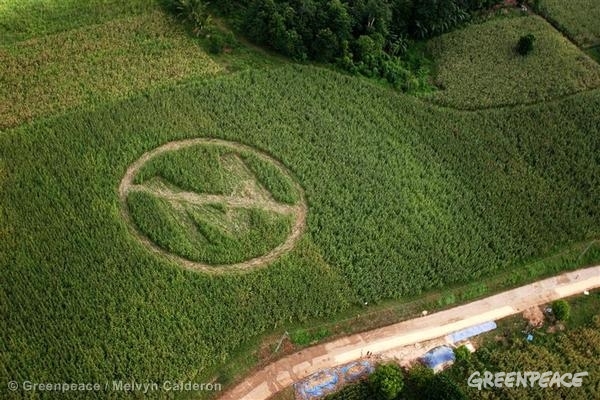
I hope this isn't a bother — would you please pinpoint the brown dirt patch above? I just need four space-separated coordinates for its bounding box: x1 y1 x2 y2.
522 306 545 328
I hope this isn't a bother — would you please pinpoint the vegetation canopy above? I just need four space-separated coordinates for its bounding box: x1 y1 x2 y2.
516 33 535 55
1 0 600 399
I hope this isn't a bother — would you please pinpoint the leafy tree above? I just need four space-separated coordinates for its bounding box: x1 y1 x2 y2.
170 0 213 36
324 381 372 400
403 364 434 399
389 0 414 36
353 34 383 62
348 0 393 38
369 363 404 400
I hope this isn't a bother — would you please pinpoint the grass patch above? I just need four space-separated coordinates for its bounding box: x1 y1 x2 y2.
1 65 600 398
290 328 330 346
535 0 600 48
425 14 600 109
586 46 600 63
564 290 600 328
0 10 222 129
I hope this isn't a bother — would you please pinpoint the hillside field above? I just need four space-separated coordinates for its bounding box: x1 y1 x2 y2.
535 0 600 48
0 0 156 43
0 10 222 129
425 14 600 109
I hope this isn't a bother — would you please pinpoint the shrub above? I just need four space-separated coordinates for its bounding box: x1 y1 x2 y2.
369 363 404 400
404 364 435 397
324 381 372 400
516 33 535 55
207 30 238 54
290 328 330 345
552 300 571 321
454 345 471 363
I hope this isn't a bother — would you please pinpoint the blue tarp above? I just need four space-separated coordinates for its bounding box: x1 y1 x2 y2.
420 345 455 369
295 370 339 398
446 321 497 344
294 360 374 400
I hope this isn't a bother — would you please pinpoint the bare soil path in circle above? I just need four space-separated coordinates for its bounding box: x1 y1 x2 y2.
219 265 600 400
118 138 307 274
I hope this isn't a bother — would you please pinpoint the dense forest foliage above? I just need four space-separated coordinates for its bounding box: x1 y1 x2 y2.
169 0 502 89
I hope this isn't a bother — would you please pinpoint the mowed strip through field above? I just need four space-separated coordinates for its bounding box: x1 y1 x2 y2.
220 265 600 400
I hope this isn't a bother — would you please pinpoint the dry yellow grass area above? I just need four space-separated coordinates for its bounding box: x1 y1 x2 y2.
0 10 222 129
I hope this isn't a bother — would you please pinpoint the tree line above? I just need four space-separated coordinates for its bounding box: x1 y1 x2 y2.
169 0 502 89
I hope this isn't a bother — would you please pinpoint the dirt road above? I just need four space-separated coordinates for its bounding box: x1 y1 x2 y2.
219 265 600 400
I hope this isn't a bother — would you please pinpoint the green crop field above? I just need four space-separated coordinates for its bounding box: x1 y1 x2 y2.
2 65 600 398
425 14 600 109
2 1 600 399
0 10 223 129
0 0 157 43
536 0 600 48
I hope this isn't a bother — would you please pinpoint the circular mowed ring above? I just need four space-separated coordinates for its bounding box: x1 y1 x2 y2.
118 138 307 273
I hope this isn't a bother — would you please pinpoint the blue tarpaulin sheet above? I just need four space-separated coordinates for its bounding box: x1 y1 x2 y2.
294 360 374 400
420 346 455 369
446 321 497 343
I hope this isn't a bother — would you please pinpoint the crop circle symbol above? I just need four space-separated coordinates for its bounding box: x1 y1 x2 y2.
119 138 307 273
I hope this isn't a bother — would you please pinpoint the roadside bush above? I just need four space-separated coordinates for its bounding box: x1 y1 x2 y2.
324 381 372 400
206 30 238 54
369 363 404 400
516 33 536 55
424 374 467 400
454 345 471 363
552 300 571 321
